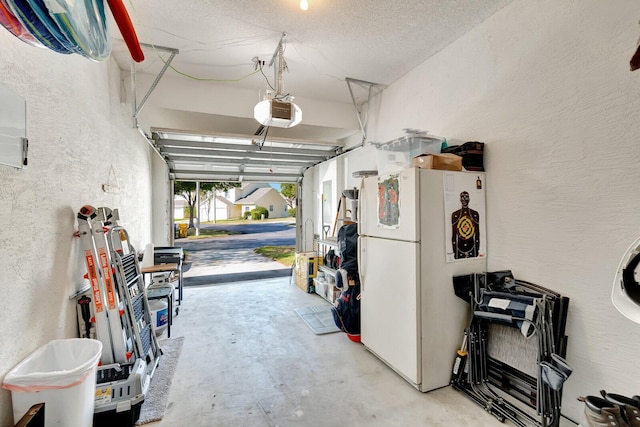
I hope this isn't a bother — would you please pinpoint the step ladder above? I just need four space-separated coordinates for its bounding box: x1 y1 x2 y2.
75 205 162 422
76 206 129 364
107 225 161 374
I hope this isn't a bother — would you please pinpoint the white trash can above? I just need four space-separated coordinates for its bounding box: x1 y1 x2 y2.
2 338 102 427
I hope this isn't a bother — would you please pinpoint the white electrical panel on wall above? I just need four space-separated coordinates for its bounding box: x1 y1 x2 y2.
0 82 27 169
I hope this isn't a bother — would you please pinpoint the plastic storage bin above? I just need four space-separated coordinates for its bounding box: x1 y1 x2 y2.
2 338 102 427
374 134 443 175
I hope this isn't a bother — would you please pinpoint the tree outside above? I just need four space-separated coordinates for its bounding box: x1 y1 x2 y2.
280 183 296 208
174 181 240 227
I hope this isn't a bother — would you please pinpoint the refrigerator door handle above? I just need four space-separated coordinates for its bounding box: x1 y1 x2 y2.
357 177 364 236
358 237 364 290
357 177 365 291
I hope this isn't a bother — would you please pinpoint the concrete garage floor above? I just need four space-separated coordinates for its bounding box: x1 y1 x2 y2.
151 277 576 427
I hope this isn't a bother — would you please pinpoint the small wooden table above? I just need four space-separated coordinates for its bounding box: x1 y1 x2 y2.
141 263 178 275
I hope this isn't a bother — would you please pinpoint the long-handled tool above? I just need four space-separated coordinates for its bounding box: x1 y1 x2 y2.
331 196 343 237
451 331 468 386
78 295 92 339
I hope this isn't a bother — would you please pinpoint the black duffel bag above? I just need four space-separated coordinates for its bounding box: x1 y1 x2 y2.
337 223 358 273
442 141 484 171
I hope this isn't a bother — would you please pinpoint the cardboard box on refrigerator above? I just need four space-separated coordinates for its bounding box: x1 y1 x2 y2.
411 153 463 171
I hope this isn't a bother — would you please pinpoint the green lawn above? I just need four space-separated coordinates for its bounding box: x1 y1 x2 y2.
254 246 296 267
186 228 241 239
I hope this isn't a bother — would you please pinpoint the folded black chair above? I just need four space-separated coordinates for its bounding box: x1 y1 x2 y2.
450 271 571 427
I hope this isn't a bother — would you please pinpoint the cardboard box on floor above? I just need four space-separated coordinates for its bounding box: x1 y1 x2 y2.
411 153 463 171
295 252 322 293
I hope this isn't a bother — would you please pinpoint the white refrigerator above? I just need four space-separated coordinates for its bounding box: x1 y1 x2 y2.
358 168 487 392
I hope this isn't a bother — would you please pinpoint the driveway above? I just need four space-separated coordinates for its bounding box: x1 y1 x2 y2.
174 219 296 286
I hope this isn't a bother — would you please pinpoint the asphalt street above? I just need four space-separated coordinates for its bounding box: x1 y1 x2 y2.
174 220 296 286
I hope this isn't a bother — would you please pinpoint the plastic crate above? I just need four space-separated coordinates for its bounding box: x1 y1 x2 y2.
93 359 148 427
373 134 442 175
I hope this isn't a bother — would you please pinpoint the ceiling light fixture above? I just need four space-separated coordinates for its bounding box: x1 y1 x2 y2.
300 0 308 11
253 33 302 128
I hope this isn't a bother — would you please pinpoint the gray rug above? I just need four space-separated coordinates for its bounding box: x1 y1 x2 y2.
136 336 184 425
295 305 341 335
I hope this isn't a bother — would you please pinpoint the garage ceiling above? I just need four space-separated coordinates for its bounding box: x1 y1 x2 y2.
110 0 516 183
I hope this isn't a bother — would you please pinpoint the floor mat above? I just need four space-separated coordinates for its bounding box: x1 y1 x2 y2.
135 336 184 425
295 305 342 335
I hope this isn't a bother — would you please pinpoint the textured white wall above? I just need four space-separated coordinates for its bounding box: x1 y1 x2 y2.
300 166 317 252
152 152 172 244
378 0 640 421
0 30 166 424
304 0 640 422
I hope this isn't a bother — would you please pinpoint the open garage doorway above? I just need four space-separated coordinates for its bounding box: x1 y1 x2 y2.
152 127 342 287
172 180 298 286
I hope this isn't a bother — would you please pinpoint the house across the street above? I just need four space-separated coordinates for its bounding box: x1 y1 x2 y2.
174 183 289 220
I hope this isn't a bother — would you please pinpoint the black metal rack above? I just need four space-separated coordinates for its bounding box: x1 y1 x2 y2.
153 246 184 305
